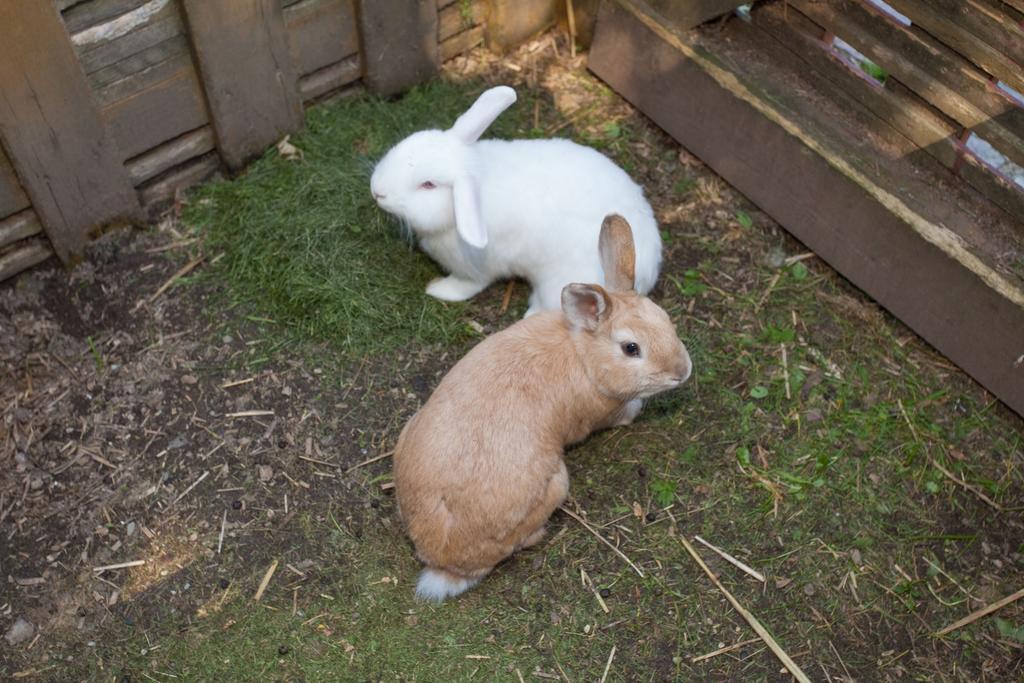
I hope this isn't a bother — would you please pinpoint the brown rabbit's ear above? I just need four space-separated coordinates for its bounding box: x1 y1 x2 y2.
562 283 612 331
599 214 637 292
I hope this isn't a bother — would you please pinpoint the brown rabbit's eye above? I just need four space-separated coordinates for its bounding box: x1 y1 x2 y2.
419 181 436 190
621 342 641 358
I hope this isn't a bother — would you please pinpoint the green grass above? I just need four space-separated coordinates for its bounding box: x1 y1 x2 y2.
186 81 544 354
23 72 1024 682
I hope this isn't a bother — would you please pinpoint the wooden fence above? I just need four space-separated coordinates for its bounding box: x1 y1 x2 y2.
589 0 1024 416
0 0 562 283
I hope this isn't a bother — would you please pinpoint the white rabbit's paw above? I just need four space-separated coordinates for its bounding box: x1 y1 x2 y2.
425 276 488 301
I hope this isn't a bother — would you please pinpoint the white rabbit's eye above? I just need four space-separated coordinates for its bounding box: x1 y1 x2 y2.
621 342 641 358
419 181 436 190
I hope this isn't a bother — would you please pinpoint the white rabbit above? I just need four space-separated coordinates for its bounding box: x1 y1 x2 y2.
370 86 662 316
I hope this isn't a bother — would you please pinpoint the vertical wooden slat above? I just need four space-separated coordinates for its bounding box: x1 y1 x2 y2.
181 0 303 170
358 0 440 96
0 2 142 264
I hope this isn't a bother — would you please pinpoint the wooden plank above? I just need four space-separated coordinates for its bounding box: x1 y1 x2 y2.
182 0 303 170
299 56 362 103
74 0 183 75
485 0 558 52
588 0 1024 416
284 0 359 77
0 239 52 283
0 2 141 263
748 4 1024 221
959 0 1024 67
439 0 485 41
139 152 220 214
643 0 741 31
0 209 43 249
98 51 209 161
749 3 958 168
126 125 216 184
358 0 439 96
0 149 30 220
791 0 1024 171
62 0 151 34
441 25 485 61
88 33 190 90
884 0 1024 94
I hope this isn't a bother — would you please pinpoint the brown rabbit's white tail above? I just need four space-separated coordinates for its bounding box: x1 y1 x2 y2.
415 568 481 602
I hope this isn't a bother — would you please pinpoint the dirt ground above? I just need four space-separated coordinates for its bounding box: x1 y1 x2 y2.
3 28 1024 682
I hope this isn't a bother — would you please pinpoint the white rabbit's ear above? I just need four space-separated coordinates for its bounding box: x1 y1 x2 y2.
452 175 488 248
449 86 517 144
562 283 611 331
599 214 636 292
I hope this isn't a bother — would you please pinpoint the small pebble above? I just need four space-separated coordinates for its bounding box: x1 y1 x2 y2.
645 512 657 523
232 500 242 510
278 645 290 656
220 578 230 590
599 588 610 599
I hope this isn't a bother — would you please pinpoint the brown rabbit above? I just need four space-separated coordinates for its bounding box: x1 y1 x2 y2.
393 214 692 601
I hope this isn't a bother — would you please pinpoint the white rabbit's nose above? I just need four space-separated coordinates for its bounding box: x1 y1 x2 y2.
373 191 386 201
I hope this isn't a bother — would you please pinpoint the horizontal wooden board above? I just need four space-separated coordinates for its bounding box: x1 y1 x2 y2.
61 0 150 34
0 150 30 220
98 51 208 160
791 0 1024 171
299 55 362 102
439 0 485 41
88 32 190 90
589 0 1024 416
0 239 52 283
74 0 183 75
0 209 42 249
138 151 220 212
284 0 359 77
884 0 1024 94
441 25 484 61
126 125 215 184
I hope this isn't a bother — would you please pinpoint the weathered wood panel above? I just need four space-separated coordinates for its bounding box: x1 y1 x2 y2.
98 51 209 161
284 0 359 77
0 210 43 250
485 0 558 52
358 0 439 96
182 0 303 170
0 149 30 220
750 3 1024 222
0 2 141 263
126 125 216 184
589 0 1024 417
439 0 485 41
0 240 52 283
88 33 190 90
644 0 740 30
884 0 1024 95
61 0 152 34
73 0 184 77
441 25 485 61
139 151 220 212
791 0 1024 171
299 56 363 103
